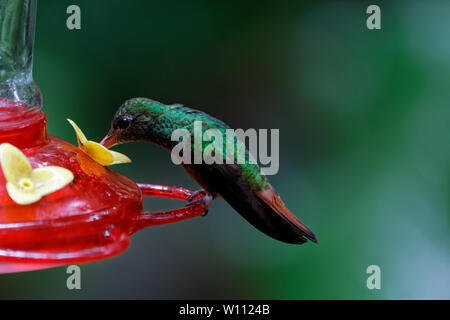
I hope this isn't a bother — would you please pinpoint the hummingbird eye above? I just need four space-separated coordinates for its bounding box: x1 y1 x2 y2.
116 116 131 130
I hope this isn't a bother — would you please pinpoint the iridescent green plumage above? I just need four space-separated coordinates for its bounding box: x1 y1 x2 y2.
112 98 268 191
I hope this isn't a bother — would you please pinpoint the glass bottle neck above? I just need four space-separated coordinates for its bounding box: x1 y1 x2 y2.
0 0 41 108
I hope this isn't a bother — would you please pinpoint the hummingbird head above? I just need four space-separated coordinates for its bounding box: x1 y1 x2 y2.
100 98 168 148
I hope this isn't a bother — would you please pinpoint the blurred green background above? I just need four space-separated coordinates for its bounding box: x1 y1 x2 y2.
0 0 449 299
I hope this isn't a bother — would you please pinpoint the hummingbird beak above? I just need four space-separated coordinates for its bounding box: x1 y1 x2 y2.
100 131 119 148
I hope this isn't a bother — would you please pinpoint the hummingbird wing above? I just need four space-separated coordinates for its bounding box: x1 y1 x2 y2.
193 163 317 244
169 105 317 244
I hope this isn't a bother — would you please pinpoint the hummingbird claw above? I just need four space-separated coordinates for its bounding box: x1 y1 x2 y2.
186 189 213 216
187 189 207 203
198 202 209 216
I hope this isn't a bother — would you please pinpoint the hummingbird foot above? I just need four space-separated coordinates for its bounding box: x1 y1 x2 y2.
186 189 213 216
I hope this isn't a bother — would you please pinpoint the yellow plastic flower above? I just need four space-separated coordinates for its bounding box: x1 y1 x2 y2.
67 119 131 166
0 143 74 205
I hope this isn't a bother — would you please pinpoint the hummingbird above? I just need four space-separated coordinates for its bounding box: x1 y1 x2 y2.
100 98 317 244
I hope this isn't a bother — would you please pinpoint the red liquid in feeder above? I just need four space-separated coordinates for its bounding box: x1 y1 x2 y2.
0 99 205 273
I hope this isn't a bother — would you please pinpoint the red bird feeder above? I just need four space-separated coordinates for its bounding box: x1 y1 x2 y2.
0 0 205 273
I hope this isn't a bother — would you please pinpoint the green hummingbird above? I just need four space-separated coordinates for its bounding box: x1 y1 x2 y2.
100 98 317 244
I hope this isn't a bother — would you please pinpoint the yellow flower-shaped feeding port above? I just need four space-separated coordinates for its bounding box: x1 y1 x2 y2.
67 119 131 166
0 143 74 205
